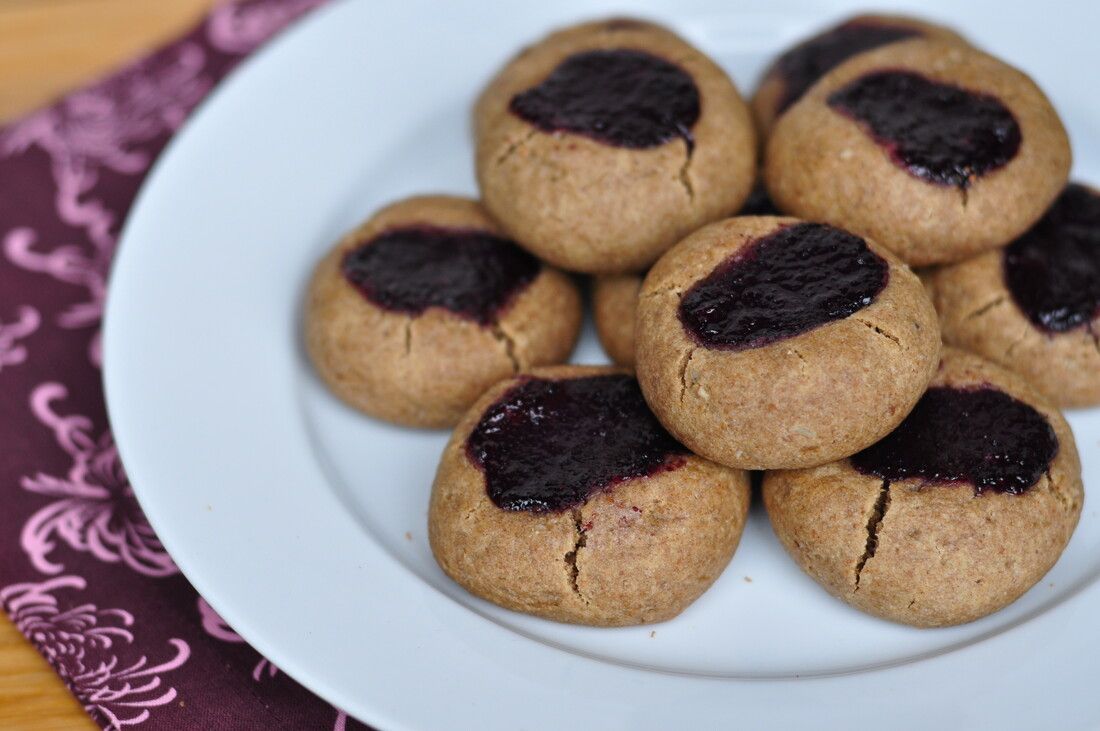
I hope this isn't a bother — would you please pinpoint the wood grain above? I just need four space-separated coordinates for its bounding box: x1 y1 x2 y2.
0 0 219 122
0 613 93 730
0 2 220 727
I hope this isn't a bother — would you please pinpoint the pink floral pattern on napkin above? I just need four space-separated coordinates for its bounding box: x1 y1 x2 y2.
20 383 177 578
0 1 371 728
2 576 190 728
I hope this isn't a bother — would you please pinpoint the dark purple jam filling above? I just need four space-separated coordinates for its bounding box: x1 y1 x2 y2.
773 20 921 114
466 375 687 512
509 49 700 150
341 226 540 325
1004 184 1100 333
678 222 888 350
827 70 1021 188
738 183 781 216
851 386 1058 495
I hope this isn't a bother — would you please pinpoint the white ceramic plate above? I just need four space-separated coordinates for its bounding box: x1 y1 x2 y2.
104 0 1100 728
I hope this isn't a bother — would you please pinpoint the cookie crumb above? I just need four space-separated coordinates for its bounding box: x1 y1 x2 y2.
405 531 412 541
649 630 656 638
744 576 752 583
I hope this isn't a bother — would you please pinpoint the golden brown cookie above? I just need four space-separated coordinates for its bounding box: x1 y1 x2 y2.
593 185 782 368
475 18 757 274
429 365 751 626
635 216 940 470
752 13 965 139
764 348 1083 627
593 274 642 367
766 39 1071 266
305 195 582 428
933 183 1100 407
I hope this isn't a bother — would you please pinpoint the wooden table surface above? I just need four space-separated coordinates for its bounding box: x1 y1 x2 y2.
0 2 219 728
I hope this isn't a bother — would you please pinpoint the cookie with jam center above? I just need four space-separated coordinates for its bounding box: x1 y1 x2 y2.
635 216 940 470
475 18 757 274
305 195 582 428
763 348 1083 627
766 39 1071 266
751 13 965 139
593 184 781 368
428 365 751 626
933 183 1100 407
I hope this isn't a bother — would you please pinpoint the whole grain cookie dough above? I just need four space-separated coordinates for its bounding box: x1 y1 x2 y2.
593 185 781 368
766 39 1071 266
429 366 751 626
764 348 1083 627
752 13 965 138
635 216 940 470
305 195 582 428
475 18 757 274
593 274 643 367
933 183 1100 408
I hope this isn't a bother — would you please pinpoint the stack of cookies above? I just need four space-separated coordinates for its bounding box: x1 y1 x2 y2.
305 14 1094 629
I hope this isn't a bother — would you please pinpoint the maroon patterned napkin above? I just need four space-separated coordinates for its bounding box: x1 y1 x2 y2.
0 1 373 728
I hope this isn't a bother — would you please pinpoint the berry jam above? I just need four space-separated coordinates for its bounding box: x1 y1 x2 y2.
466 375 687 512
678 222 888 350
851 386 1058 494
827 70 1021 188
510 49 700 150
773 20 921 114
1004 184 1100 333
341 226 540 325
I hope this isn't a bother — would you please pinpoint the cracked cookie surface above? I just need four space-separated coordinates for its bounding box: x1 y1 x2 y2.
429 365 750 626
305 195 582 428
635 215 940 470
474 18 756 274
765 39 1071 266
763 348 1083 627
677 222 888 350
751 13 965 138
826 71 1021 189
593 185 782 367
933 183 1100 407
850 386 1058 494
509 48 700 150
467 374 686 512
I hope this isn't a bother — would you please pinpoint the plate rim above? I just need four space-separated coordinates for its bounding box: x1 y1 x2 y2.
104 0 1100 728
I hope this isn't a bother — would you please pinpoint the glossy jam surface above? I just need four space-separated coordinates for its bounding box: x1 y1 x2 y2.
827 71 1021 188
774 21 921 114
510 49 700 150
467 375 687 512
1004 184 1100 333
851 386 1058 494
678 223 888 350
341 226 540 325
